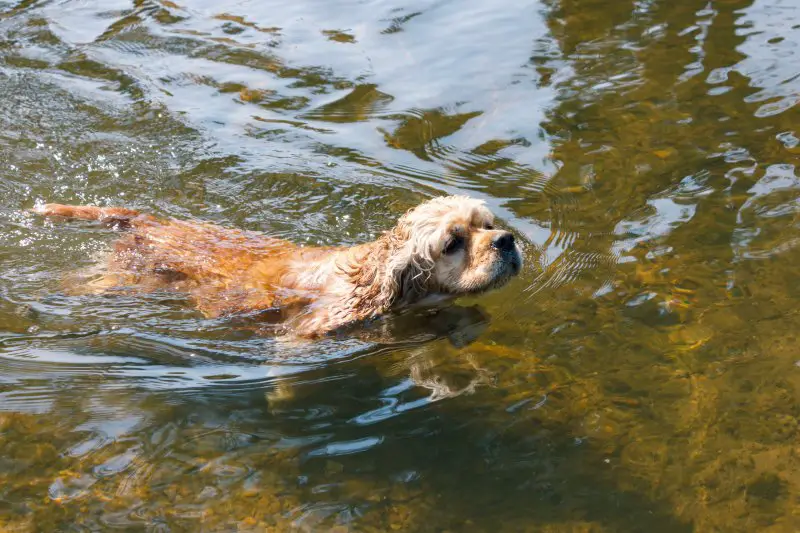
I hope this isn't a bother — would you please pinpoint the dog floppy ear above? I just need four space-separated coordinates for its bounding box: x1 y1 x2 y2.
377 213 445 307
338 214 441 316
340 199 456 321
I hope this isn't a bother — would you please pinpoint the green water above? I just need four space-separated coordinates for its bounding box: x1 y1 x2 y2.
1 0 799 530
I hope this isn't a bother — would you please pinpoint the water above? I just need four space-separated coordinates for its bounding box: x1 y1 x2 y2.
1 0 799 530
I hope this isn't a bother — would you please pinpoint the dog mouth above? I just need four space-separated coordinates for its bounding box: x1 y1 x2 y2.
471 251 522 293
444 249 523 297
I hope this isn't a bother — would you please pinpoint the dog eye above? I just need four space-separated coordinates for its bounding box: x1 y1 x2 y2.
485 224 494 230
443 235 465 254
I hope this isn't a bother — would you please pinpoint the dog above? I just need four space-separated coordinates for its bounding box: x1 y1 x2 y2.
33 195 522 337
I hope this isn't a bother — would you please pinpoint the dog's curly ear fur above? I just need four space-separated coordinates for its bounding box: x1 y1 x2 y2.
378 220 438 307
340 207 444 318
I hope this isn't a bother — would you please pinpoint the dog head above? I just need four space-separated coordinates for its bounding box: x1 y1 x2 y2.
383 195 522 304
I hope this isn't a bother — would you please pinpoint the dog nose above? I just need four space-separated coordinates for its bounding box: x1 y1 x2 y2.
491 231 515 252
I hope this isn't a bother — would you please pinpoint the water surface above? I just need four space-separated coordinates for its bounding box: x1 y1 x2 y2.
1 0 800 530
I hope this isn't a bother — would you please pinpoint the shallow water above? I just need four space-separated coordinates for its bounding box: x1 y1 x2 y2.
1 0 799 530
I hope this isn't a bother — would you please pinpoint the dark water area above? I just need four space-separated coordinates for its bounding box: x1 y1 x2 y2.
1 0 799 530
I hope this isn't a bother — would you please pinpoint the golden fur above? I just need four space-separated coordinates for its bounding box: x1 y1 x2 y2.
34 196 522 337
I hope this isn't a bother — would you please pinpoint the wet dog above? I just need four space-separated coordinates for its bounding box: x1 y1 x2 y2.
34 196 522 337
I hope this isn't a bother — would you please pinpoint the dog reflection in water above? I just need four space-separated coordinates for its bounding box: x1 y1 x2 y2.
34 196 522 338
265 304 499 409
